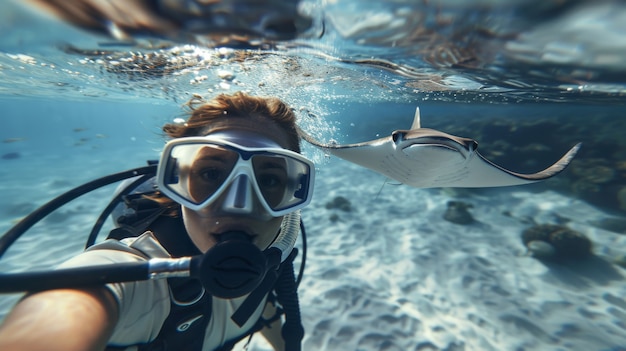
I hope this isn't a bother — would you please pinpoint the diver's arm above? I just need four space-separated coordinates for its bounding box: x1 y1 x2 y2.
0 287 118 351
259 301 285 351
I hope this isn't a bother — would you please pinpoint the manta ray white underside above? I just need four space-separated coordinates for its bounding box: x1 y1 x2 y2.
298 108 581 188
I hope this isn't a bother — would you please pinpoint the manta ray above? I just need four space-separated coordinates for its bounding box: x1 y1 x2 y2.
298 108 581 188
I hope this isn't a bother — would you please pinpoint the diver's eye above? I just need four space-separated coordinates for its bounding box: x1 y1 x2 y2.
198 168 227 183
257 174 285 189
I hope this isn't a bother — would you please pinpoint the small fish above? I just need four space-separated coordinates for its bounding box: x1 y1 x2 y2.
2 138 25 143
2 152 21 160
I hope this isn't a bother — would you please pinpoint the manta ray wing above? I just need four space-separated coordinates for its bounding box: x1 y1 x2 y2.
455 143 582 187
297 129 396 170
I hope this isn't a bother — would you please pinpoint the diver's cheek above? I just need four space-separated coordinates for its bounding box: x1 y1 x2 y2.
185 204 217 219
254 217 284 250
181 207 218 253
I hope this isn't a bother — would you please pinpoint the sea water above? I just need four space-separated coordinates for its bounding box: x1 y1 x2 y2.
1 1 626 350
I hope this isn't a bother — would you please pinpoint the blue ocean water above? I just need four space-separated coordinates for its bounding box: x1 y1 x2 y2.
2 1 626 350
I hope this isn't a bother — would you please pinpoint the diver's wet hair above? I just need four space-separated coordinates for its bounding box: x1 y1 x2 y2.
163 91 301 152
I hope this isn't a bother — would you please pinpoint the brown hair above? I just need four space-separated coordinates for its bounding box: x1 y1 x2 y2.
163 91 301 152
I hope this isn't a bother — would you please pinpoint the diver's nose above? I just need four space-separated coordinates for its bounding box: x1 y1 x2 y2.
221 174 254 214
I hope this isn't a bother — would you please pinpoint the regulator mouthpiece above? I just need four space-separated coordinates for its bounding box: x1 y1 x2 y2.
196 231 267 298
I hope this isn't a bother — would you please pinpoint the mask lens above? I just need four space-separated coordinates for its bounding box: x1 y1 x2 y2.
163 144 239 205
252 154 311 212
188 145 239 203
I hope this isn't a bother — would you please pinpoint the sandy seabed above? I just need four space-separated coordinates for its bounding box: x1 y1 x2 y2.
1 154 625 351
249 158 626 351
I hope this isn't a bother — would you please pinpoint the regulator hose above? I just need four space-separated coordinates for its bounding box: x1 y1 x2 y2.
0 165 157 259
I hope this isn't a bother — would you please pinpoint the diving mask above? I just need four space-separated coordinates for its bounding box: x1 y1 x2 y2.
156 133 315 216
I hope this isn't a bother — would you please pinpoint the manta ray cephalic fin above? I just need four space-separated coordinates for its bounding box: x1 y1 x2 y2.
410 107 421 130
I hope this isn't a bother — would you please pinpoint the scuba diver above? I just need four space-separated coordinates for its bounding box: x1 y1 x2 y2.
0 92 314 351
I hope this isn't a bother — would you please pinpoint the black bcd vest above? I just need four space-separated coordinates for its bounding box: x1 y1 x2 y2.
104 205 303 351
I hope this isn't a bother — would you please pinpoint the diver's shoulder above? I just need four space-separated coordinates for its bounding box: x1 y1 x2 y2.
59 231 169 269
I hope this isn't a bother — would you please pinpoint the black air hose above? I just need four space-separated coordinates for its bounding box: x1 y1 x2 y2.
274 250 304 351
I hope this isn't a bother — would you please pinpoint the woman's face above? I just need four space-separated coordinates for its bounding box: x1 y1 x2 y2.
181 116 294 253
